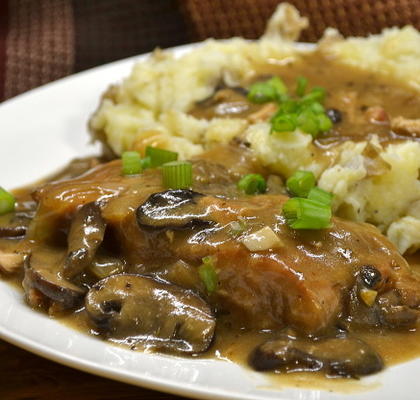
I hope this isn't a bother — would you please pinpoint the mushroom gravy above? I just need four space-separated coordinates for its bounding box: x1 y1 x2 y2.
1 52 420 383
1 143 420 384
190 51 420 148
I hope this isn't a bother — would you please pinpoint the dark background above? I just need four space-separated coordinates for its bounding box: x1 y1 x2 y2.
0 0 419 101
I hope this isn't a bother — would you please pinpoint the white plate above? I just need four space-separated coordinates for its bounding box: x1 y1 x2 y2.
0 43 419 400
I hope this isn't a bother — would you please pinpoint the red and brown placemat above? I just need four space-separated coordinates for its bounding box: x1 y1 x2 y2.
0 0 419 101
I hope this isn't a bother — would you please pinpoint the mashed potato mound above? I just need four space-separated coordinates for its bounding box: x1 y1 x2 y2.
90 4 420 254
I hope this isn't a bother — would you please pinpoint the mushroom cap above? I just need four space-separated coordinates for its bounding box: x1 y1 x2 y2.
136 190 214 231
85 274 216 353
23 250 86 309
249 334 383 378
63 202 106 279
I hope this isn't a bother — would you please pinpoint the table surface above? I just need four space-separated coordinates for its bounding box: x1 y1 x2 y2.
0 339 189 400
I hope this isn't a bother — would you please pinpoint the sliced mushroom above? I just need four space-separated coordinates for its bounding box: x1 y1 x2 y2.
155 260 203 292
0 210 34 238
250 334 383 378
63 202 106 279
377 291 419 329
23 248 85 311
88 254 125 279
136 190 214 231
85 274 216 353
347 265 419 329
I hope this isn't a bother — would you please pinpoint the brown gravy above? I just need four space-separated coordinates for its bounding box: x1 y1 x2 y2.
2 52 420 390
2 176 420 391
190 51 420 147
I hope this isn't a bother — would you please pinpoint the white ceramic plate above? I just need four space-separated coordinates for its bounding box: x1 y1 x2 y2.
0 43 419 400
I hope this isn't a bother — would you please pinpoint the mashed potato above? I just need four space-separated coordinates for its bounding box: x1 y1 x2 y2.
90 4 420 254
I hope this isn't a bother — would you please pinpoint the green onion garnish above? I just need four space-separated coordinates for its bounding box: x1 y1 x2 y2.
146 146 178 168
286 170 316 198
238 174 267 195
0 187 15 215
296 76 308 97
271 114 297 133
198 256 218 293
317 113 333 132
162 161 193 189
283 197 332 229
248 77 287 104
309 101 325 114
140 156 152 170
122 151 142 175
301 87 326 104
297 109 319 137
276 99 299 114
248 76 332 137
308 187 333 206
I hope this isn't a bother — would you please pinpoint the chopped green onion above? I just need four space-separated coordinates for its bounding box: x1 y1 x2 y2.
237 174 267 195
286 170 316 198
162 161 193 189
198 256 218 293
297 109 319 137
283 197 332 229
309 101 325 114
140 156 152 170
296 76 308 97
317 113 333 132
146 146 178 167
301 87 326 104
0 187 15 215
122 151 142 175
248 82 276 103
248 77 287 103
271 113 297 133
275 99 299 115
308 187 333 206
269 77 288 98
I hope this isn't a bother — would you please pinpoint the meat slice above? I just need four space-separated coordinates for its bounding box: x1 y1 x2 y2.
122 190 420 333
30 158 420 334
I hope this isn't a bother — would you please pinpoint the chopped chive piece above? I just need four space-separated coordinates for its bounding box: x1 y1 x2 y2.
248 81 277 104
146 146 178 167
140 156 152 170
248 77 287 103
122 151 142 175
198 256 218 293
271 114 297 133
296 76 308 97
0 187 15 215
309 101 325 114
269 77 288 98
308 187 333 206
317 113 333 132
301 87 326 104
297 109 319 137
276 99 299 114
238 174 267 195
286 170 316 198
162 161 193 189
283 197 332 229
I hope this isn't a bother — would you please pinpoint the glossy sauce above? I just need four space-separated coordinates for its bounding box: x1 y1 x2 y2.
2 53 420 390
190 51 420 148
2 170 420 392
